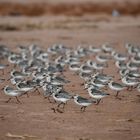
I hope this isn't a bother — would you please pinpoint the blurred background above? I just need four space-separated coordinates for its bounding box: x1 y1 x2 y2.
0 0 140 46
0 0 140 17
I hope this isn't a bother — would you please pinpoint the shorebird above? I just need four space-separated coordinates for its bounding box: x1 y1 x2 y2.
92 73 113 83
127 61 140 71
91 78 108 89
55 56 66 67
86 60 95 68
46 74 70 86
52 89 73 109
96 55 111 63
127 44 139 56
112 52 128 61
47 46 57 55
29 44 41 57
37 52 48 63
79 72 91 81
16 81 34 96
108 80 126 97
17 59 30 69
22 66 32 75
102 44 114 54
32 71 46 80
41 83 55 103
91 62 108 73
124 71 140 80
115 61 127 70
74 47 88 57
46 64 62 74
3 85 23 103
29 58 45 70
125 43 133 50
10 77 24 85
66 57 80 65
69 63 81 72
121 76 139 90
10 69 29 79
26 79 40 89
8 54 23 67
88 45 101 54
80 64 93 74
131 56 140 64
74 95 96 112
87 86 110 104
119 70 126 80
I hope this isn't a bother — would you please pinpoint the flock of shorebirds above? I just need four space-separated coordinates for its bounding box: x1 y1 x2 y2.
0 43 140 112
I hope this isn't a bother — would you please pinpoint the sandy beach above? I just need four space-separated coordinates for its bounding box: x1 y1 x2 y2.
0 0 140 140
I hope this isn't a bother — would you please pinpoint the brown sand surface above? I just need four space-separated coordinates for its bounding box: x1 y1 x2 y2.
0 1 140 140
0 1 140 16
0 0 139 3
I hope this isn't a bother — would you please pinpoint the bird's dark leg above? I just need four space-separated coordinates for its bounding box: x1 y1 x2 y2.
21 92 29 97
51 108 56 113
115 91 119 97
47 96 53 103
83 106 86 112
81 106 86 112
115 91 122 100
37 88 41 95
5 98 12 103
80 106 84 112
53 99 57 103
56 108 64 113
57 102 65 109
44 96 53 103
15 96 21 104
34 88 40 94
96 99 101 105
49 98 56 103
58 102 63 108
56 102 65 113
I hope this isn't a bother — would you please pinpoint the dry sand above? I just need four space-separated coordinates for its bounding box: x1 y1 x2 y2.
0 0 140 140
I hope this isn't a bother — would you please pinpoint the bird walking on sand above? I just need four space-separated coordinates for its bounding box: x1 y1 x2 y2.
108 80 125 97
52 88 73 110
87 85 110 105
74 95 96 112
3 85 23 103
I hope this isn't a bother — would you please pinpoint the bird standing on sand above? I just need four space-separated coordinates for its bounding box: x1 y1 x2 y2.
74 95 96 112
3 85 23 103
